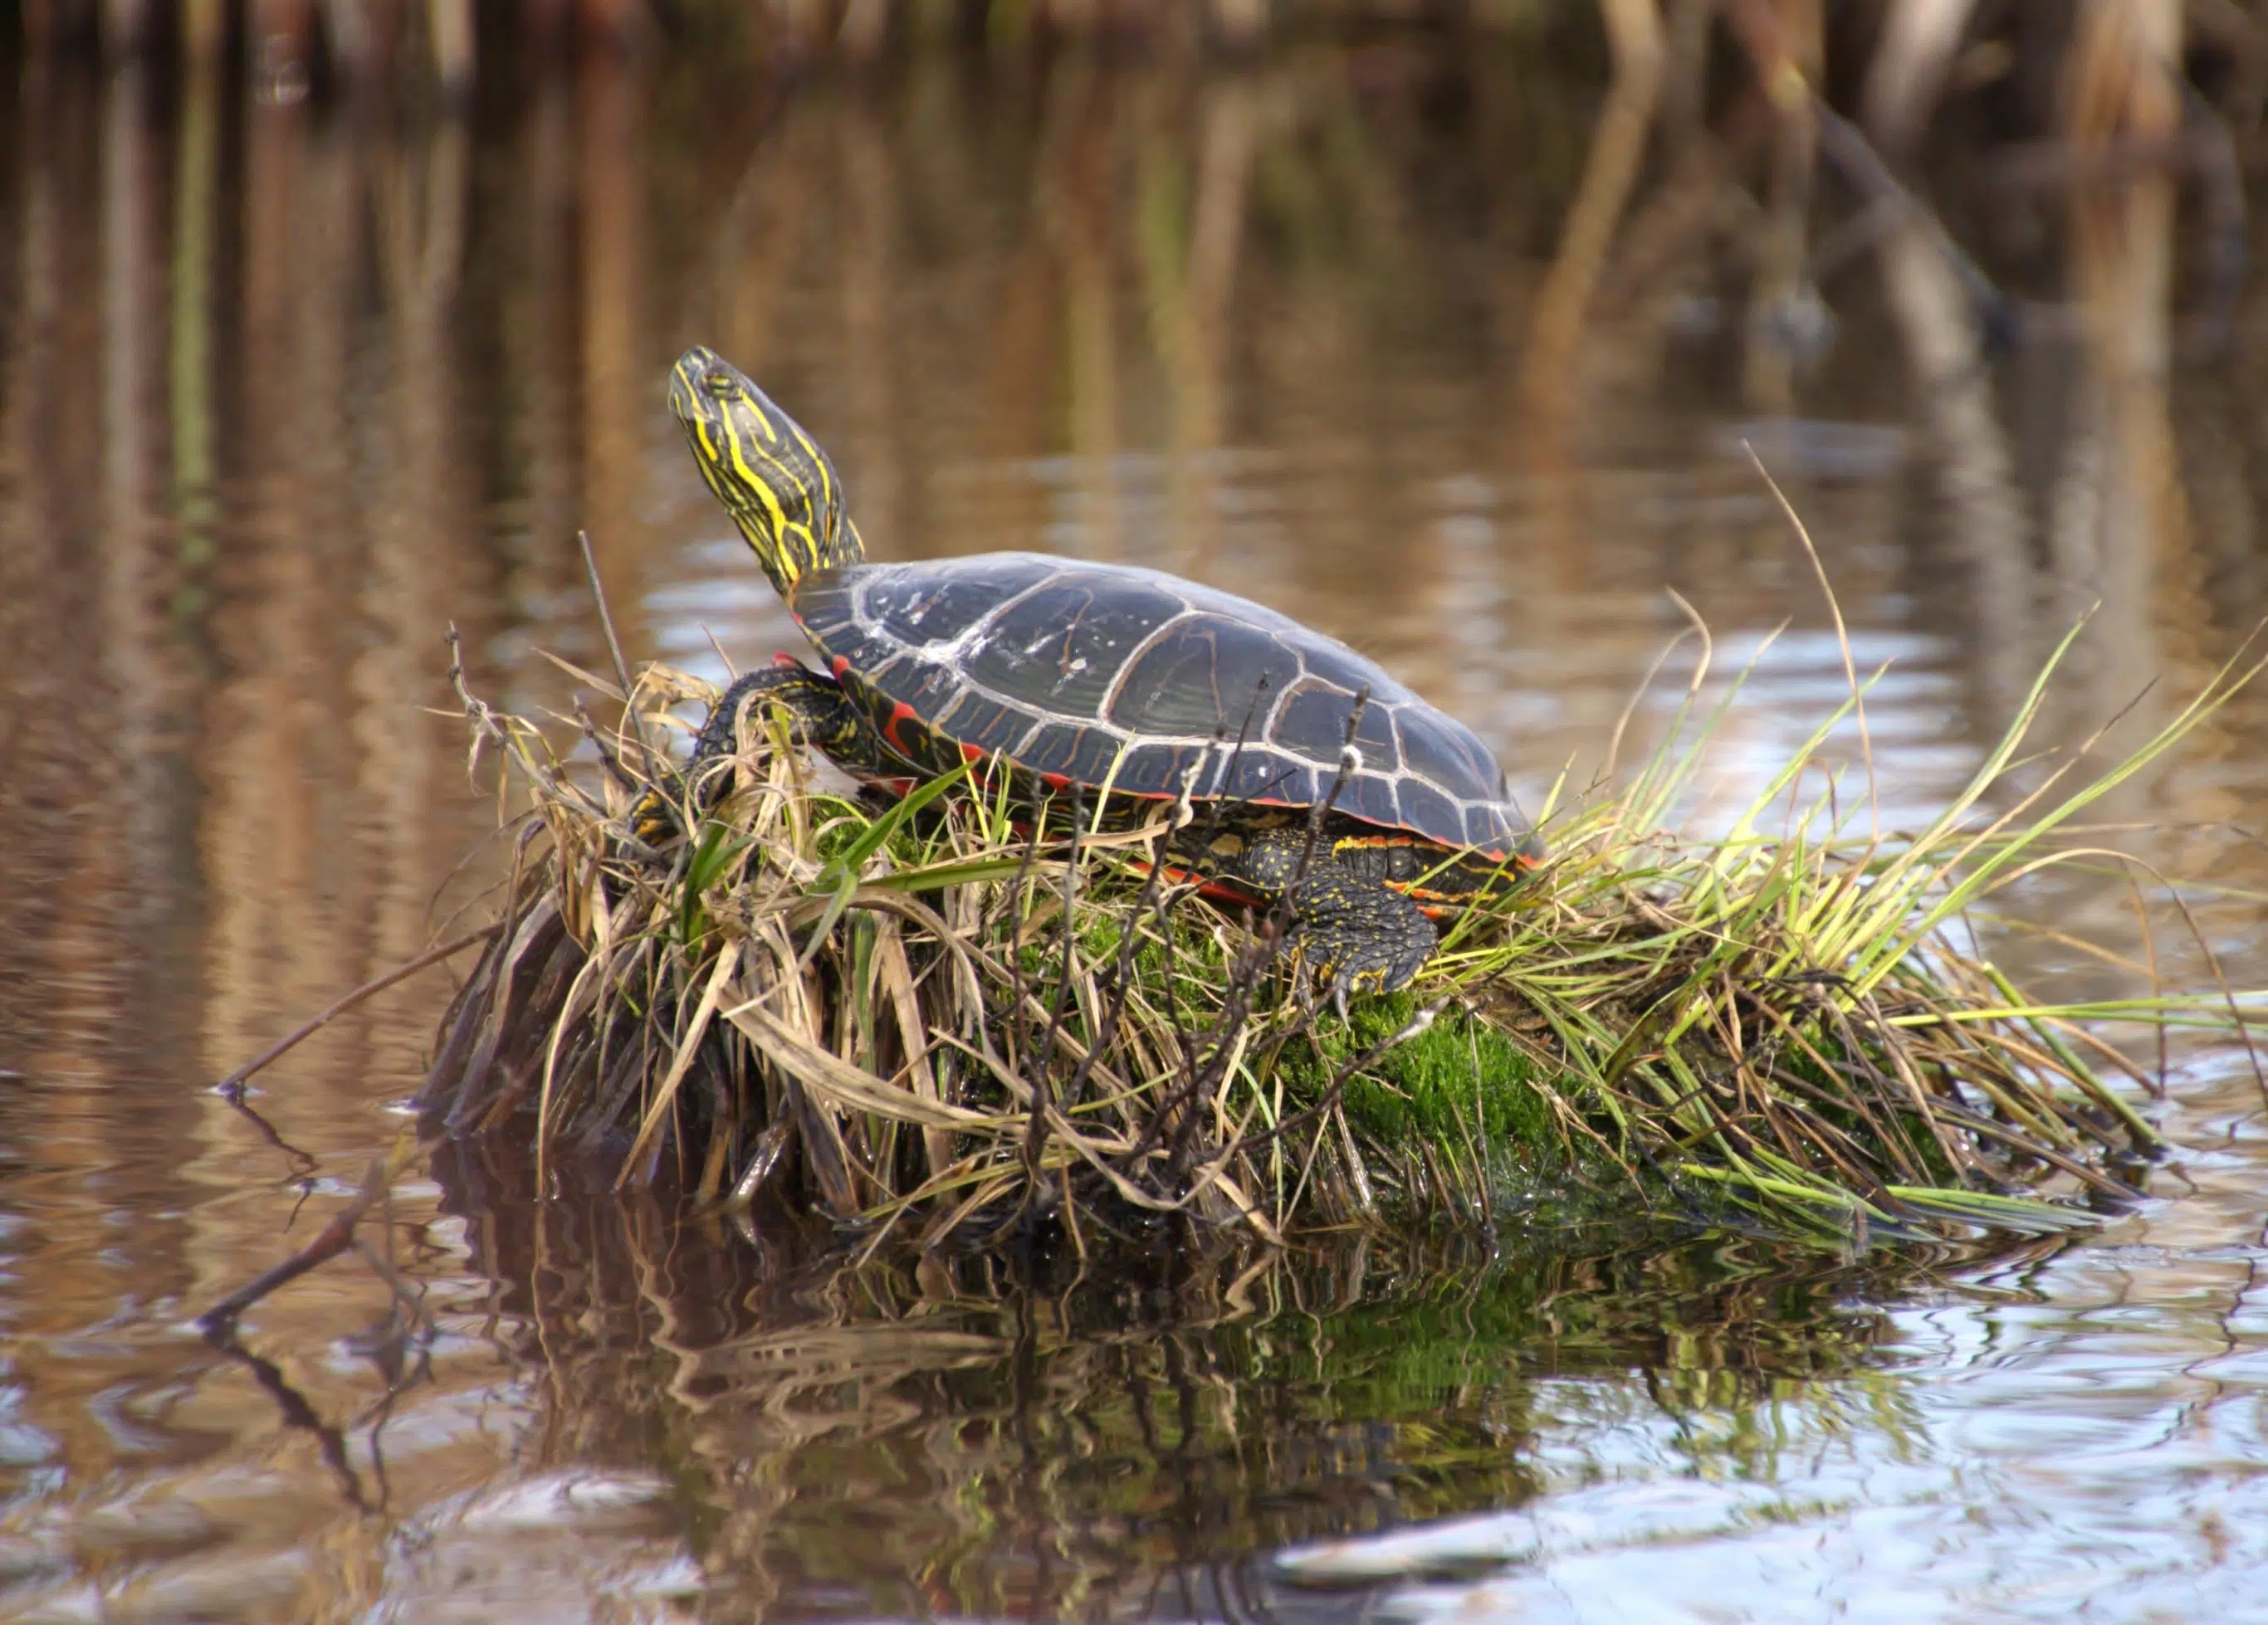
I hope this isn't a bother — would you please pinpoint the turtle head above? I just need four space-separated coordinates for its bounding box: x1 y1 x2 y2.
668 346 866 600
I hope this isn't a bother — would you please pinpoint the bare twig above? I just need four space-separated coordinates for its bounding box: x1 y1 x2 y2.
217 925 501 1101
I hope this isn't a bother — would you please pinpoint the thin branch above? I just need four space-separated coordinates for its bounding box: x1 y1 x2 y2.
216 925 502 1100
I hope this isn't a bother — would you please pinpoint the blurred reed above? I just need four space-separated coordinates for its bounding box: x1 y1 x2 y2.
11 0 2252 148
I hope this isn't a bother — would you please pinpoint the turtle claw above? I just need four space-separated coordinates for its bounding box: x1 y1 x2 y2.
1309 939 1419 1013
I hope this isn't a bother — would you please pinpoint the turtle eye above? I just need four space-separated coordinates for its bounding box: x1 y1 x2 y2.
701 372 739 399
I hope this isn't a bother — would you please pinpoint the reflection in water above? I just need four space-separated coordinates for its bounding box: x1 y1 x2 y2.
421 1138 1947 1621
0 31 2263 1623
174 1135 1942 1621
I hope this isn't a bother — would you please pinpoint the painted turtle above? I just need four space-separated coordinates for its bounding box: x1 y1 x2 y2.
648 346 1542 993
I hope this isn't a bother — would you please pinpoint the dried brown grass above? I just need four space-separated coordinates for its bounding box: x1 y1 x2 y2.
413 617 2261 1249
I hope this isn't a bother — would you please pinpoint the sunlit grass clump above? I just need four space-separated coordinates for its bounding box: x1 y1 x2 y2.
418 626 2261 1249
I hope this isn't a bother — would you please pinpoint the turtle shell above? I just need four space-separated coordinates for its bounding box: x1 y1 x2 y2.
789 553 1536 861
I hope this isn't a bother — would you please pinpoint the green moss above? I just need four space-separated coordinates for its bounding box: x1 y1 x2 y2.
1263 997 1559 1175
1360 1012 1554 1152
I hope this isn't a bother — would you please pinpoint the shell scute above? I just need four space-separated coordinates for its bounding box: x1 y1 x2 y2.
1217 748 1317 809
1341 772 1405 833
964 577 1177 720
1273 680 1400 773
1392 777 1464 848
1104 614 1307 741
863 556 1058 647
1396 707 1501 803
800 553 1532 854
927 689 1040 759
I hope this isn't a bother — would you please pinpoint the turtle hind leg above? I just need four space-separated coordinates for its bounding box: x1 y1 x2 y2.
631 661 876 844
1195 822 1438 995
1288 859 1437 996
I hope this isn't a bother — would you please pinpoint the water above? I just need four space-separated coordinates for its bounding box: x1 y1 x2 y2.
2 38 2267 1623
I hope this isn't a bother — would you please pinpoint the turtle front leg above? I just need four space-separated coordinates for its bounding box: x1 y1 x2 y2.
1192 822 1437 995
689 661 887 771
631 660 879 844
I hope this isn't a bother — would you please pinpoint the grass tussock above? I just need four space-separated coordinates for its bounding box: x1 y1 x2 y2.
418 618 2265 1251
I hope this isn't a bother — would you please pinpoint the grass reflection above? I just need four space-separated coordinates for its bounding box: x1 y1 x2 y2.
418 1134 1999 1617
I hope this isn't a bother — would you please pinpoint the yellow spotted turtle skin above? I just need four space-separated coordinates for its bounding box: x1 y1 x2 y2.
652 346 1543 993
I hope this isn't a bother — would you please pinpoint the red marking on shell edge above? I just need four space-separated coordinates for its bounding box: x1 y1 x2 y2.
959 742 985 764
1195 877 1264 907
883 700 920 753
1127 857 1265 910
829 655 852 679
1039 772 1073 792
928 769 1520 857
